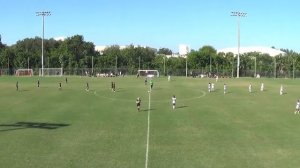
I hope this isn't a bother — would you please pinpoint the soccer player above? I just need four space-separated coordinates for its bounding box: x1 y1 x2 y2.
65 77 68 84
211 83 215 92
208 83 211 93
295 100 300 114
216 75 219 82
249 83 252 93
113 82 116 92
59 82 62 90
111 81 114 92
223 84 227 94
37 79 40 88
86 82 89 91
260 83 264 91
136 97 141 111
150 80 153 90
280 85 284 95
172 95 176 110
16 81 19 91
168 75 171 82
144 77 147 85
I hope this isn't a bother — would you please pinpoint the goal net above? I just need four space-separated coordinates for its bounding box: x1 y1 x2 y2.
138 70 159 77
16 69 33 76
39 68 63 76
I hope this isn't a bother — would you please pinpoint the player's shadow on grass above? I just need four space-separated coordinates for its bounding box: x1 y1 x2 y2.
19 89 30 92
176 105 188 109
0 122 70 132
140 108 155 112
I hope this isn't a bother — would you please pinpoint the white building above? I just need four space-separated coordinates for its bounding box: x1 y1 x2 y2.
179 44 190 56
217 46 285 57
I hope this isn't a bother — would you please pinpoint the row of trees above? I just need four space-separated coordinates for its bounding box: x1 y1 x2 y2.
0 35 300 77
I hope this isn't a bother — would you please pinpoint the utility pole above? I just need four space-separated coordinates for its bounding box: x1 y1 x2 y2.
92 56 94 75
36 11 51 76
231 11 247 78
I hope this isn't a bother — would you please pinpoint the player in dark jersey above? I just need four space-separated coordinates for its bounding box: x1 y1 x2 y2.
16 81 19 91
86 82 89 91
136 97 141 111
113 82 116 92
59 82 62 90
37 79 40 88
150 80 153 90
65 77 68 84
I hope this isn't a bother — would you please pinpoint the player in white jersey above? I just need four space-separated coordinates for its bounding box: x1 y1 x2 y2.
216 75 218 82
295 100 300 114
249 83 252 93
223 84 227 94
168 75 171 81
280 85 284 95
260 83 264 91
211 83 215 92
172 95 176 110
208 83 211 93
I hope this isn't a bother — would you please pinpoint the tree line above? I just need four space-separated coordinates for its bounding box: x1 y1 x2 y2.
0 34 299 77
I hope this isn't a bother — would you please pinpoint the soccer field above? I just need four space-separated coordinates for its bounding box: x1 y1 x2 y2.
1 76 300 168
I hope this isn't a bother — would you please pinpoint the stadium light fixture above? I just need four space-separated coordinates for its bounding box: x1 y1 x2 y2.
36 11 51 76
231 11 247 78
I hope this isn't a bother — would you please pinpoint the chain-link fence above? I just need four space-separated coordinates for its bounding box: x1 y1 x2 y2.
1 67 300 79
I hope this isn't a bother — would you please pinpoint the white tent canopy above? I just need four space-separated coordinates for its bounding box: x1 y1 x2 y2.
217 46 285 57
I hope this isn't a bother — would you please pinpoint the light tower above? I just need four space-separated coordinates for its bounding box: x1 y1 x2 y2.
36 11 51 76
231 11 247 78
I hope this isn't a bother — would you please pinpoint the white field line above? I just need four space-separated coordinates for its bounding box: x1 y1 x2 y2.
145 89 151 168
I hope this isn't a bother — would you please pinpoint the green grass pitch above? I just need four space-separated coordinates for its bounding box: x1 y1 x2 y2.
1 76 300 168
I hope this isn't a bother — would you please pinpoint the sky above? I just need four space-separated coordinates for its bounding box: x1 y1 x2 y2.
1 0 300 52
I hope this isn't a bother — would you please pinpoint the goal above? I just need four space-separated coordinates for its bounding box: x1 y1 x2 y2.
39 68 63 76
16 69 33 76
138 70 159 77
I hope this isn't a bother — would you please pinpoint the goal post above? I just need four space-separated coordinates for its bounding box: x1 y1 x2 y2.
39 68 63 77
138 70 159 77
16 69 33 76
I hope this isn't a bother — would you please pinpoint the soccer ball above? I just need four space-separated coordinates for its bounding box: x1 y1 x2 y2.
148 91 150 93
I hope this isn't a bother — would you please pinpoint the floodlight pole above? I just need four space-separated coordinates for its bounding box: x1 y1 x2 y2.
209 55 212 73
92 56 94 75
163 55 166 76
293 58 295 79
231 11 246 78
274 57 277 78
139 56 141 70
28 57 30 71
115 55 117 74
36 11 51 77
185 55 188 77
254 57 257 77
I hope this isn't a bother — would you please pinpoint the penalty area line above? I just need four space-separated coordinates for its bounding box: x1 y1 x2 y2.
145 89 151 168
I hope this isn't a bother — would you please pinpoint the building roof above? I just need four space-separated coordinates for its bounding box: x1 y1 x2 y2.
217 46 285 57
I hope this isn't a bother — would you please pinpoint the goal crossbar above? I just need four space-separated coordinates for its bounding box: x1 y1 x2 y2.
39 68 63 77
138 70 159 77
16 69 33 76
